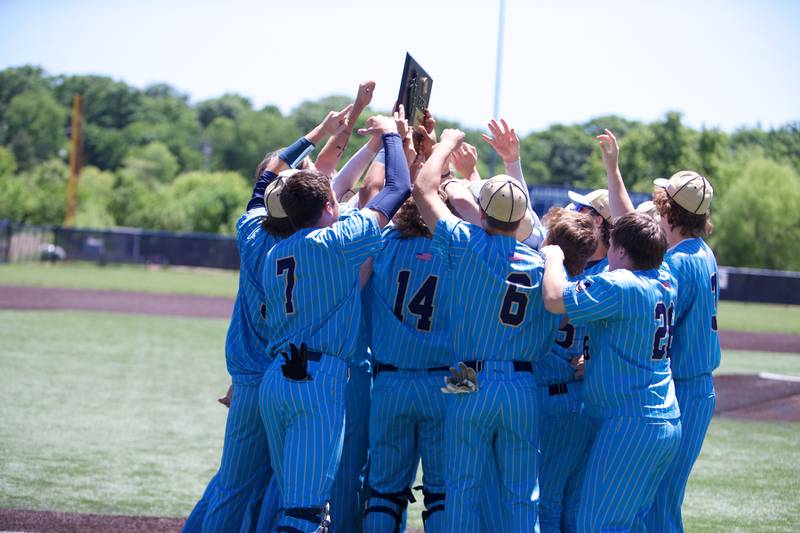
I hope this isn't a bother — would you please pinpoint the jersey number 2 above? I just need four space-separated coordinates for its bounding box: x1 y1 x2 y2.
393 270 439 331
652 301 675 360
276 256 296 314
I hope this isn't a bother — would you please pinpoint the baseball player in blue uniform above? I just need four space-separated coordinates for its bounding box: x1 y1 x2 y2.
567 188 612 276
413 128 561 532
542 211 682 532
362 197 452 533
597 129 721 532
259 115 410 533
182 107 353 533
533 208 599 533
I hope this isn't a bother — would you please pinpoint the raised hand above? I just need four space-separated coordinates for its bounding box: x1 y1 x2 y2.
358 115 399 136
414 108 438 160
320 104 354 136
596 128 619 171
439 128 466 149
393 104 410 141
482 118 520 163
451 142 479 179
355 80 376 109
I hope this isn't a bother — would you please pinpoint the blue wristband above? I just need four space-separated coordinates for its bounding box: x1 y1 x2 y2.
279 137 314 168
247 170 278 212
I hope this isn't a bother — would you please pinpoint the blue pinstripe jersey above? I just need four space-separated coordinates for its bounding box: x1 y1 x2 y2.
367 227 452 369
224 207 282 384
564 268 680 419
535 273 589 386
431 217 560 363
262 209 382 364
583 256 609 277
664 238 721 379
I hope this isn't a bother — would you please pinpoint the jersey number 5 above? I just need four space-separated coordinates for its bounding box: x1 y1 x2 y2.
276 256 296 314
393 270 439 332
500 273 532 327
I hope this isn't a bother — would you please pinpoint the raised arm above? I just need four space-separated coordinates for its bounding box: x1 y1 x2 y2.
357 115 411 228
315 80 375 176
541 244 568 314
332 135 381 201
597 129 634 219
483 118 530 202
413 129 465 231
442 179 482 225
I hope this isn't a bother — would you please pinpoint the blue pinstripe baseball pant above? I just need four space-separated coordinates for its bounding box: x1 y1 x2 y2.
183 381 279 533
444 361 540 533
329 362 372 533
260 355 348 533
538 382 597 533
644 375 715 532
364 369 450 533
577 416 681 533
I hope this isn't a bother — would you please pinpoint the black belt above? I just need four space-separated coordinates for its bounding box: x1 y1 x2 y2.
463 360 533 373
375 363 450 375
305 349 324 362
548 383 569 396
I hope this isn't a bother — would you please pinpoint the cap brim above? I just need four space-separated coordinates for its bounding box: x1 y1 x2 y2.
653 178 670 188
567 190 593 209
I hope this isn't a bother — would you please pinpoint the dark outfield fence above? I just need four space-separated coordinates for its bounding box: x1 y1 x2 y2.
1 186 798 304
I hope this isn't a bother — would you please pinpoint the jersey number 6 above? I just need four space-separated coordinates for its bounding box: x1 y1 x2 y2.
500 273 532 327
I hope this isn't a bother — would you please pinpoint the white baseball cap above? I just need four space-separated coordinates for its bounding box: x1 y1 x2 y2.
567 189 611 223
653 171 713 215
477 175 529 223
264 169 298 219
636 200 660 222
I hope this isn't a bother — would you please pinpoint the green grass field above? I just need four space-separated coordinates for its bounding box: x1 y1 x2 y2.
1 309 799 530
2 261 800 335
0 261 238 297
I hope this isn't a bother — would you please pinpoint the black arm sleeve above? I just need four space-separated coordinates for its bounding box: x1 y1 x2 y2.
366 133 411 220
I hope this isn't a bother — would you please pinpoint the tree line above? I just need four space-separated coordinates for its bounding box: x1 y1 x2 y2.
0 65 798 270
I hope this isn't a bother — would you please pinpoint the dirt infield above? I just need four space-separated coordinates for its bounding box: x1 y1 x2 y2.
715 373 800 422
0 508 183 533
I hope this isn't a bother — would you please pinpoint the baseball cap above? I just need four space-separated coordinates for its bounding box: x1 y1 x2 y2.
567 189 611 223
636 200 660 222
653 171 713 215
264 169 298 218
477 175 529 223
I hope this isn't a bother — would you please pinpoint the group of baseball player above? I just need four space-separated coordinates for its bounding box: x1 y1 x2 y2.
181 80 720 533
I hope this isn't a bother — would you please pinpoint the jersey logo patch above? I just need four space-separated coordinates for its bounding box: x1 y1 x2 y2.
415 253 432 261
509 253 528 262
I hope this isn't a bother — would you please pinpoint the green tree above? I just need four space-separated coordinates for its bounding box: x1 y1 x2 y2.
712 157 800 270
121 142 180 183
197 94 253 128
73 166 116 228
165 171 250 234
645 112 689 179
52 74 142 129
4 91 68 169
0 65 50 119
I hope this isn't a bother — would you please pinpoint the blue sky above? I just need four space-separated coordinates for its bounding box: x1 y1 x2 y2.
1 0 798 134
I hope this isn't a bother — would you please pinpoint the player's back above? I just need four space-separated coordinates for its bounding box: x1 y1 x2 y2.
664 238 721 379
225 208 282 383
432 219 559 363
568 268 680 419
262 209 380 364
368 228 452 369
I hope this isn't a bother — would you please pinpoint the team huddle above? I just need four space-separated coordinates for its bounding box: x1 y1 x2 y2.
181 80 721 533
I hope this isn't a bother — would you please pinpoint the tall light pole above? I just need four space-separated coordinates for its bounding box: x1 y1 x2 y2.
490 0 506 176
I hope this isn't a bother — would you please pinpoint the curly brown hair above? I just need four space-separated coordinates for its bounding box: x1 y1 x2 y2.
393 198 431 238
653 188 713 237
543 208 598 276
261 215 295 238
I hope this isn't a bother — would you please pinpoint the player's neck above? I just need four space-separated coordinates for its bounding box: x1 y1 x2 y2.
589 244 608 262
